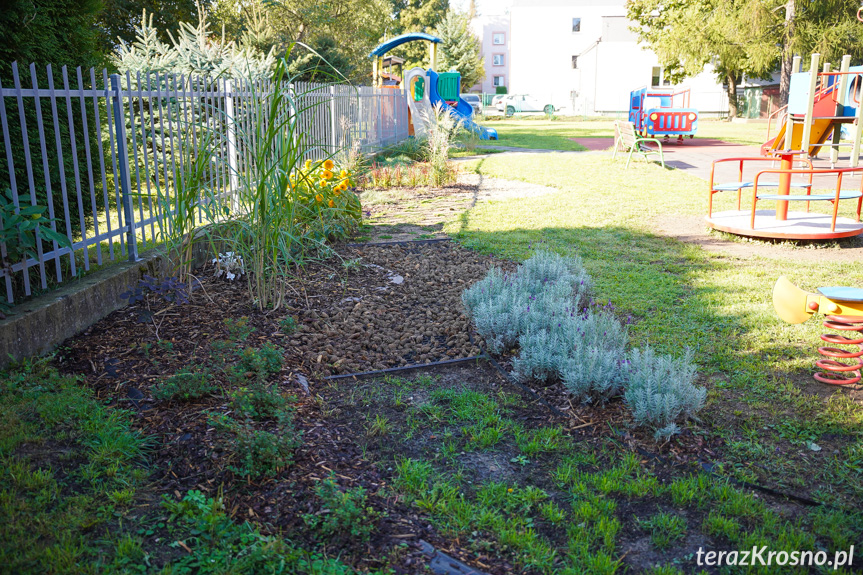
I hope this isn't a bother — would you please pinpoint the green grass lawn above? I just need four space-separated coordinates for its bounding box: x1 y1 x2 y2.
448 153 863 508
476 120 596 150
334 371 857 574
475 118 770 150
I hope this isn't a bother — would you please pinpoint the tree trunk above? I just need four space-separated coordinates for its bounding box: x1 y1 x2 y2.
779 0 796 105
726 73 738 120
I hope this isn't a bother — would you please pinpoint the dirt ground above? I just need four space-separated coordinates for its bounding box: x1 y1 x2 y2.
654 213 863 263
363 171 863 263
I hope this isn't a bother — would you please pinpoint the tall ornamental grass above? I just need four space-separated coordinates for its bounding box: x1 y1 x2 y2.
156 55 362 311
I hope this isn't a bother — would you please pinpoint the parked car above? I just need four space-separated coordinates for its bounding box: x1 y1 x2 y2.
461 93 482 115
496 94 556 116
491 94 506 109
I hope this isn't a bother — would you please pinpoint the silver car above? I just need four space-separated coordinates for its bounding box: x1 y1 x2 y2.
461 93 482 115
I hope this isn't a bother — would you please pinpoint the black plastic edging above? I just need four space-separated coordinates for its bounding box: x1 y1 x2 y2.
465 329 573 421
637 438 823 507
345 237 452 248
324 355 487 381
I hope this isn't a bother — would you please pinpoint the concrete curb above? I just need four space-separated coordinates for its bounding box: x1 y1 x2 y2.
0 243 215 367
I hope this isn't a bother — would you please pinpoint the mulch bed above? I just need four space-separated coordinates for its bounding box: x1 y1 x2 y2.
52 240 511 573
52 239 727 572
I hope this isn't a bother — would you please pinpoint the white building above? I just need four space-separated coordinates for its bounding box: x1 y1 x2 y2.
469 14 511 94
508 0 729 116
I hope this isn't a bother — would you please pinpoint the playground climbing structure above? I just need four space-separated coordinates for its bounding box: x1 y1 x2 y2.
764 54 863 168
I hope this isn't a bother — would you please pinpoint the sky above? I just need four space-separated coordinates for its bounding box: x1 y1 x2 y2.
450 0 515 16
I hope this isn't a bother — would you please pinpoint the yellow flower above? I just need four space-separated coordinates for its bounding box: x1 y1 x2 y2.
315 193 323 203
323 159 334 170
507 488 513 493
339 170 347 178
334 189 342 196
328 199 335 207
304 159 312 169
339 182 348 192
319 179 327 187
323 170 333 180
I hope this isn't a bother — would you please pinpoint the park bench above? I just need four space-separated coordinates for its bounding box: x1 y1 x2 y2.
708 157 863 232
612 121 665 169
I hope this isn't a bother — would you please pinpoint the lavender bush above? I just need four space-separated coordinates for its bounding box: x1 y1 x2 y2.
463 250 706 440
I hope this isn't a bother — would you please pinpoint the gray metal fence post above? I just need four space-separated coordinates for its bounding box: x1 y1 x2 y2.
330 85 337 154
224 79 239 212
110 74 139 261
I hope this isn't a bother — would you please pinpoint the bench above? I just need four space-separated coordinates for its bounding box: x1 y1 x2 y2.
612 121 664 169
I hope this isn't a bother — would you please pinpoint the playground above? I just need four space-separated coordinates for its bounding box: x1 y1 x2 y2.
4 25 863 575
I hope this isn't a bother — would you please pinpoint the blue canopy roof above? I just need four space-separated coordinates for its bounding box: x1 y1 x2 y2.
369 33 442 58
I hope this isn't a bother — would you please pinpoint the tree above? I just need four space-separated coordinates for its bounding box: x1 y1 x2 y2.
113 8 275 79
628 0 778 119
286 37 356 82
435 10 484 91
389 0 450 70
776 0 863 103
628 0 863 113
1 0 106 74
97 0 210 53
210 0 393 83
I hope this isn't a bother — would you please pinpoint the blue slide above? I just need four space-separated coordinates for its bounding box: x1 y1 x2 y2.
427 70 498 140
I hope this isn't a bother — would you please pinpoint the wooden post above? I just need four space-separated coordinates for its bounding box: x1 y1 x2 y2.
783 57 803 150
800 53 820 158
832 55 851 167
429 42 437 72
853 78 863 168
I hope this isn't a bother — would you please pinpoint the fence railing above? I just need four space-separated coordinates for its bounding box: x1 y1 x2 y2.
0 63 409 305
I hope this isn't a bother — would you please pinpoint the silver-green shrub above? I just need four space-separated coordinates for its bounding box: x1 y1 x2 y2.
462 251 592 354
623 347 705 440
463 251 707 440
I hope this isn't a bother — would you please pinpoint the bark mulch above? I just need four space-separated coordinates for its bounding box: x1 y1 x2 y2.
53 239 723 573
53 240 510 573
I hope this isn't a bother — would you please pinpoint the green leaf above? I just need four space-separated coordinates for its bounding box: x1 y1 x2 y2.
39 228 73 248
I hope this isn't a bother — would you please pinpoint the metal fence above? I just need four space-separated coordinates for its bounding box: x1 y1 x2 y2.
0 63 409 305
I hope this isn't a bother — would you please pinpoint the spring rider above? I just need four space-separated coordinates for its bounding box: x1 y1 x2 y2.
773 277 863 385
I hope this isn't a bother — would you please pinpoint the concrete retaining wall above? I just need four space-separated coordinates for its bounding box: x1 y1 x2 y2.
0 244 215 367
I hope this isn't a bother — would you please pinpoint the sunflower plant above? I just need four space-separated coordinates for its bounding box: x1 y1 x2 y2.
291 158 362 241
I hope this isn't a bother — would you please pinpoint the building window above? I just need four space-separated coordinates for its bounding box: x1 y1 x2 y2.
571 55 578 69
492 32 505 45
493 54 505 66
572 18 581 32
651 66 672 87
493 75 505 87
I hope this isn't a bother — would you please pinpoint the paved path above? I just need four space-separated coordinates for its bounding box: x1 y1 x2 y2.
648 138 860 190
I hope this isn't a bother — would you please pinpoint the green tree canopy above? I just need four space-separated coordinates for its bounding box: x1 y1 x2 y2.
97 0 210 53
628 0 863 114
388 0 450 70
1 0 106 76
435 9 484 91
211 0 393 83
628 0 778 118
